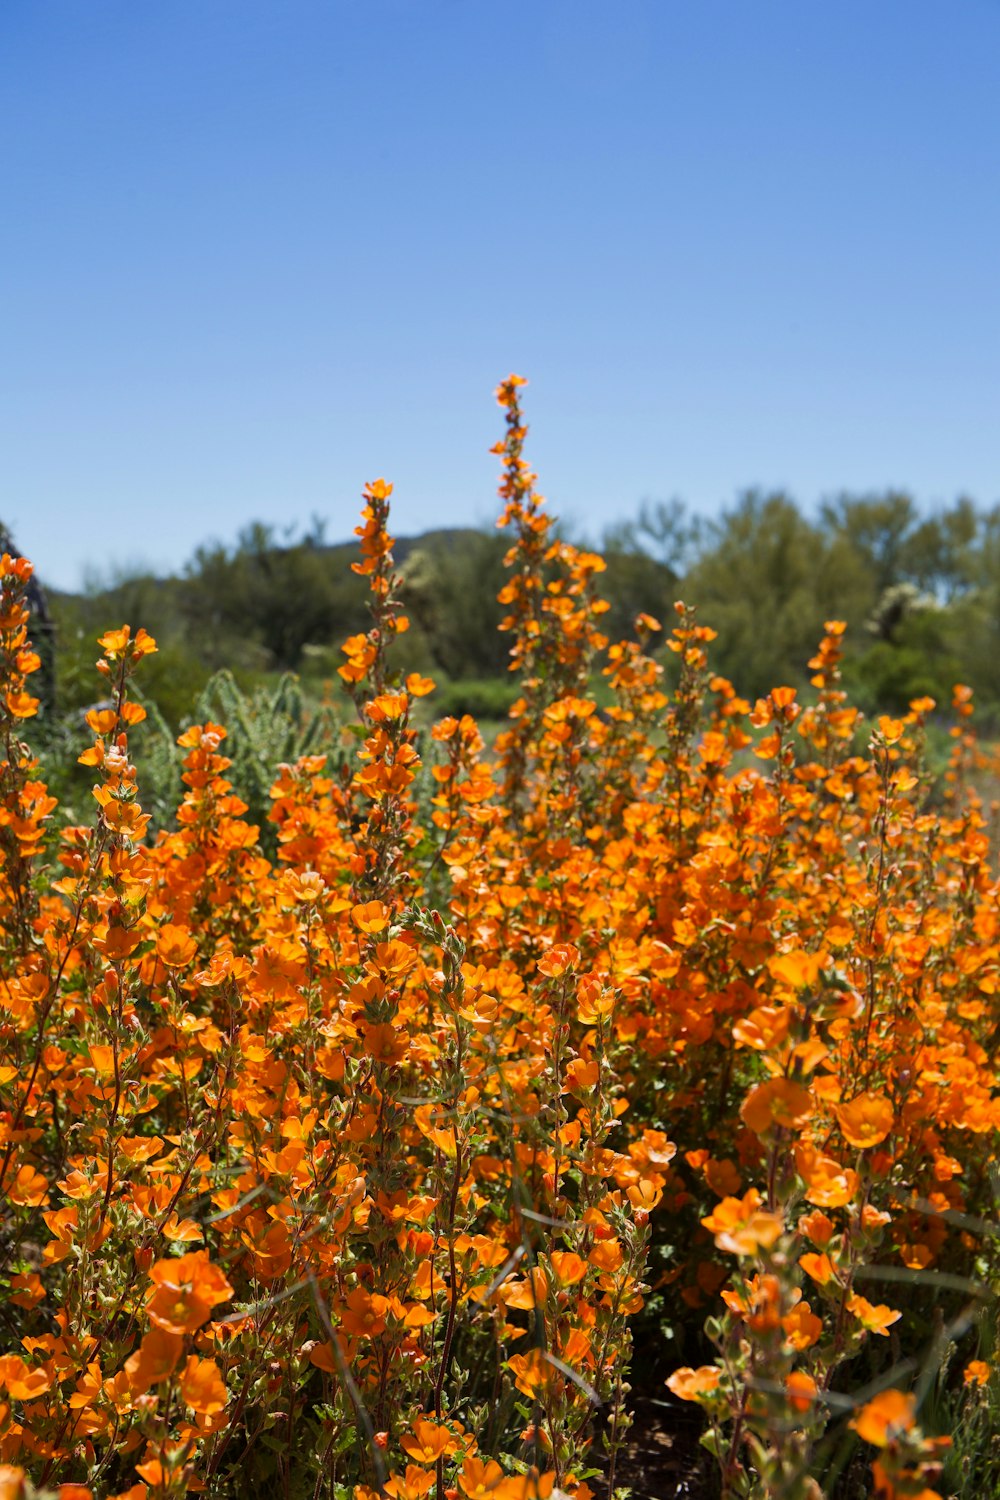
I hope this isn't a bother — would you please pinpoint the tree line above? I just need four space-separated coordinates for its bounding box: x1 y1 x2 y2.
32 488 1000 726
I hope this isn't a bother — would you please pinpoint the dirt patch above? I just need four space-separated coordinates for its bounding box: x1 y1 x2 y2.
593 1395 715 1499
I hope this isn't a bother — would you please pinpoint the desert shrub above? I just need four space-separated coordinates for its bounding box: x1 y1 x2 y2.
190 669 343 846
431 677 521 723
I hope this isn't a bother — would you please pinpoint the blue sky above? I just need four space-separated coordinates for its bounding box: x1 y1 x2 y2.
2 0 999 590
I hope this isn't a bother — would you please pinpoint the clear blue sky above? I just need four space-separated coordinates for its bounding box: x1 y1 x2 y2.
2 0 999 591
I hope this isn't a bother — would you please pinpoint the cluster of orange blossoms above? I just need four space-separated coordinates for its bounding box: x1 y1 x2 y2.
0 381 998 1500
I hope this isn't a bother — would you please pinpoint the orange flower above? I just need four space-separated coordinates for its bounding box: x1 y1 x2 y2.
795 1145 859 1209
850 1389 915 1446
162 1214 204 1244
563 1058 600 1092
352 901 390 934
847 1295 901 1337
785 1370 819 1413
88 1045 116 1078
68 1361 103 1410
768 950 824 989
384 1466 435 1499
506 1348 550 1399
6 691 39 719
118 1135 164 1164
741 1077 813 1135
0 1355 52 1400
130 627 157 657
722 1272 783 1332
490 1474 555 1500
549 1251 588 1286
0 1470 25 1500
964 1359 990 1387
666 1365 721 1402
58 1169 103 1201
400 1418 457 1464
10 1272 45 1310
798 1253 836 1286
365 693 408 723
94 922 144 959
835 1091 894 1149
124 1327 184 1391
702 1190 783 1256
626 1176 663 1214
155 923 197 968
7 1163 49 1207
503 1271 547 1310
459 1457 507 1498
704 1158 742 1197
575 976 616 1023
537 944 580 978
369 940 418 979
877 716 905 745
133 1460 169 1487
178 1356 228 1415
309 1342 339 1375
145 1252 233 1335
798 1210 835 1247
340 1287 389 1338
360 1021 410 1065
782 1302 823 1350
97 627 132 655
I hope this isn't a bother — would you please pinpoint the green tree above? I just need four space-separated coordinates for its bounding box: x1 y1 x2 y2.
819 491 919 596
401 529 510 680
682 491 872 700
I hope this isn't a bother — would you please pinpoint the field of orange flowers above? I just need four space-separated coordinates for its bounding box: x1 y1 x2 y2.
1 378 999 1500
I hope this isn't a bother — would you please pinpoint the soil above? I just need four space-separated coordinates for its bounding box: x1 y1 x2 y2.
593 1395 716 1499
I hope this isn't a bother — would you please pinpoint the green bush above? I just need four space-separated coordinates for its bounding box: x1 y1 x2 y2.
432 676 520 721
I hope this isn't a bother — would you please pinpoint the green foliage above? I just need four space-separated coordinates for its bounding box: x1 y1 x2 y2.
939 1357 1000 1496
654 489 1000 722
31 667 345 852
604 496 699 573
192 669 343 845
599 551 679 644
432 676 521 721
184 521 367 671
845 604 962 715
46 524 510 721
131 693 186 832
401 529 511 679
32 689 185 835
29 488 1000 740
50 574 212 723
680 491 873 702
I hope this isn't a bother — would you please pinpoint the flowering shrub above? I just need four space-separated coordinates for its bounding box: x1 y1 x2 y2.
0 379 999 1500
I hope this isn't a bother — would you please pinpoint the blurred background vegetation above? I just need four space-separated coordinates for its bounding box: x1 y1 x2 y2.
29 489 1000 726
11 487 1000 836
